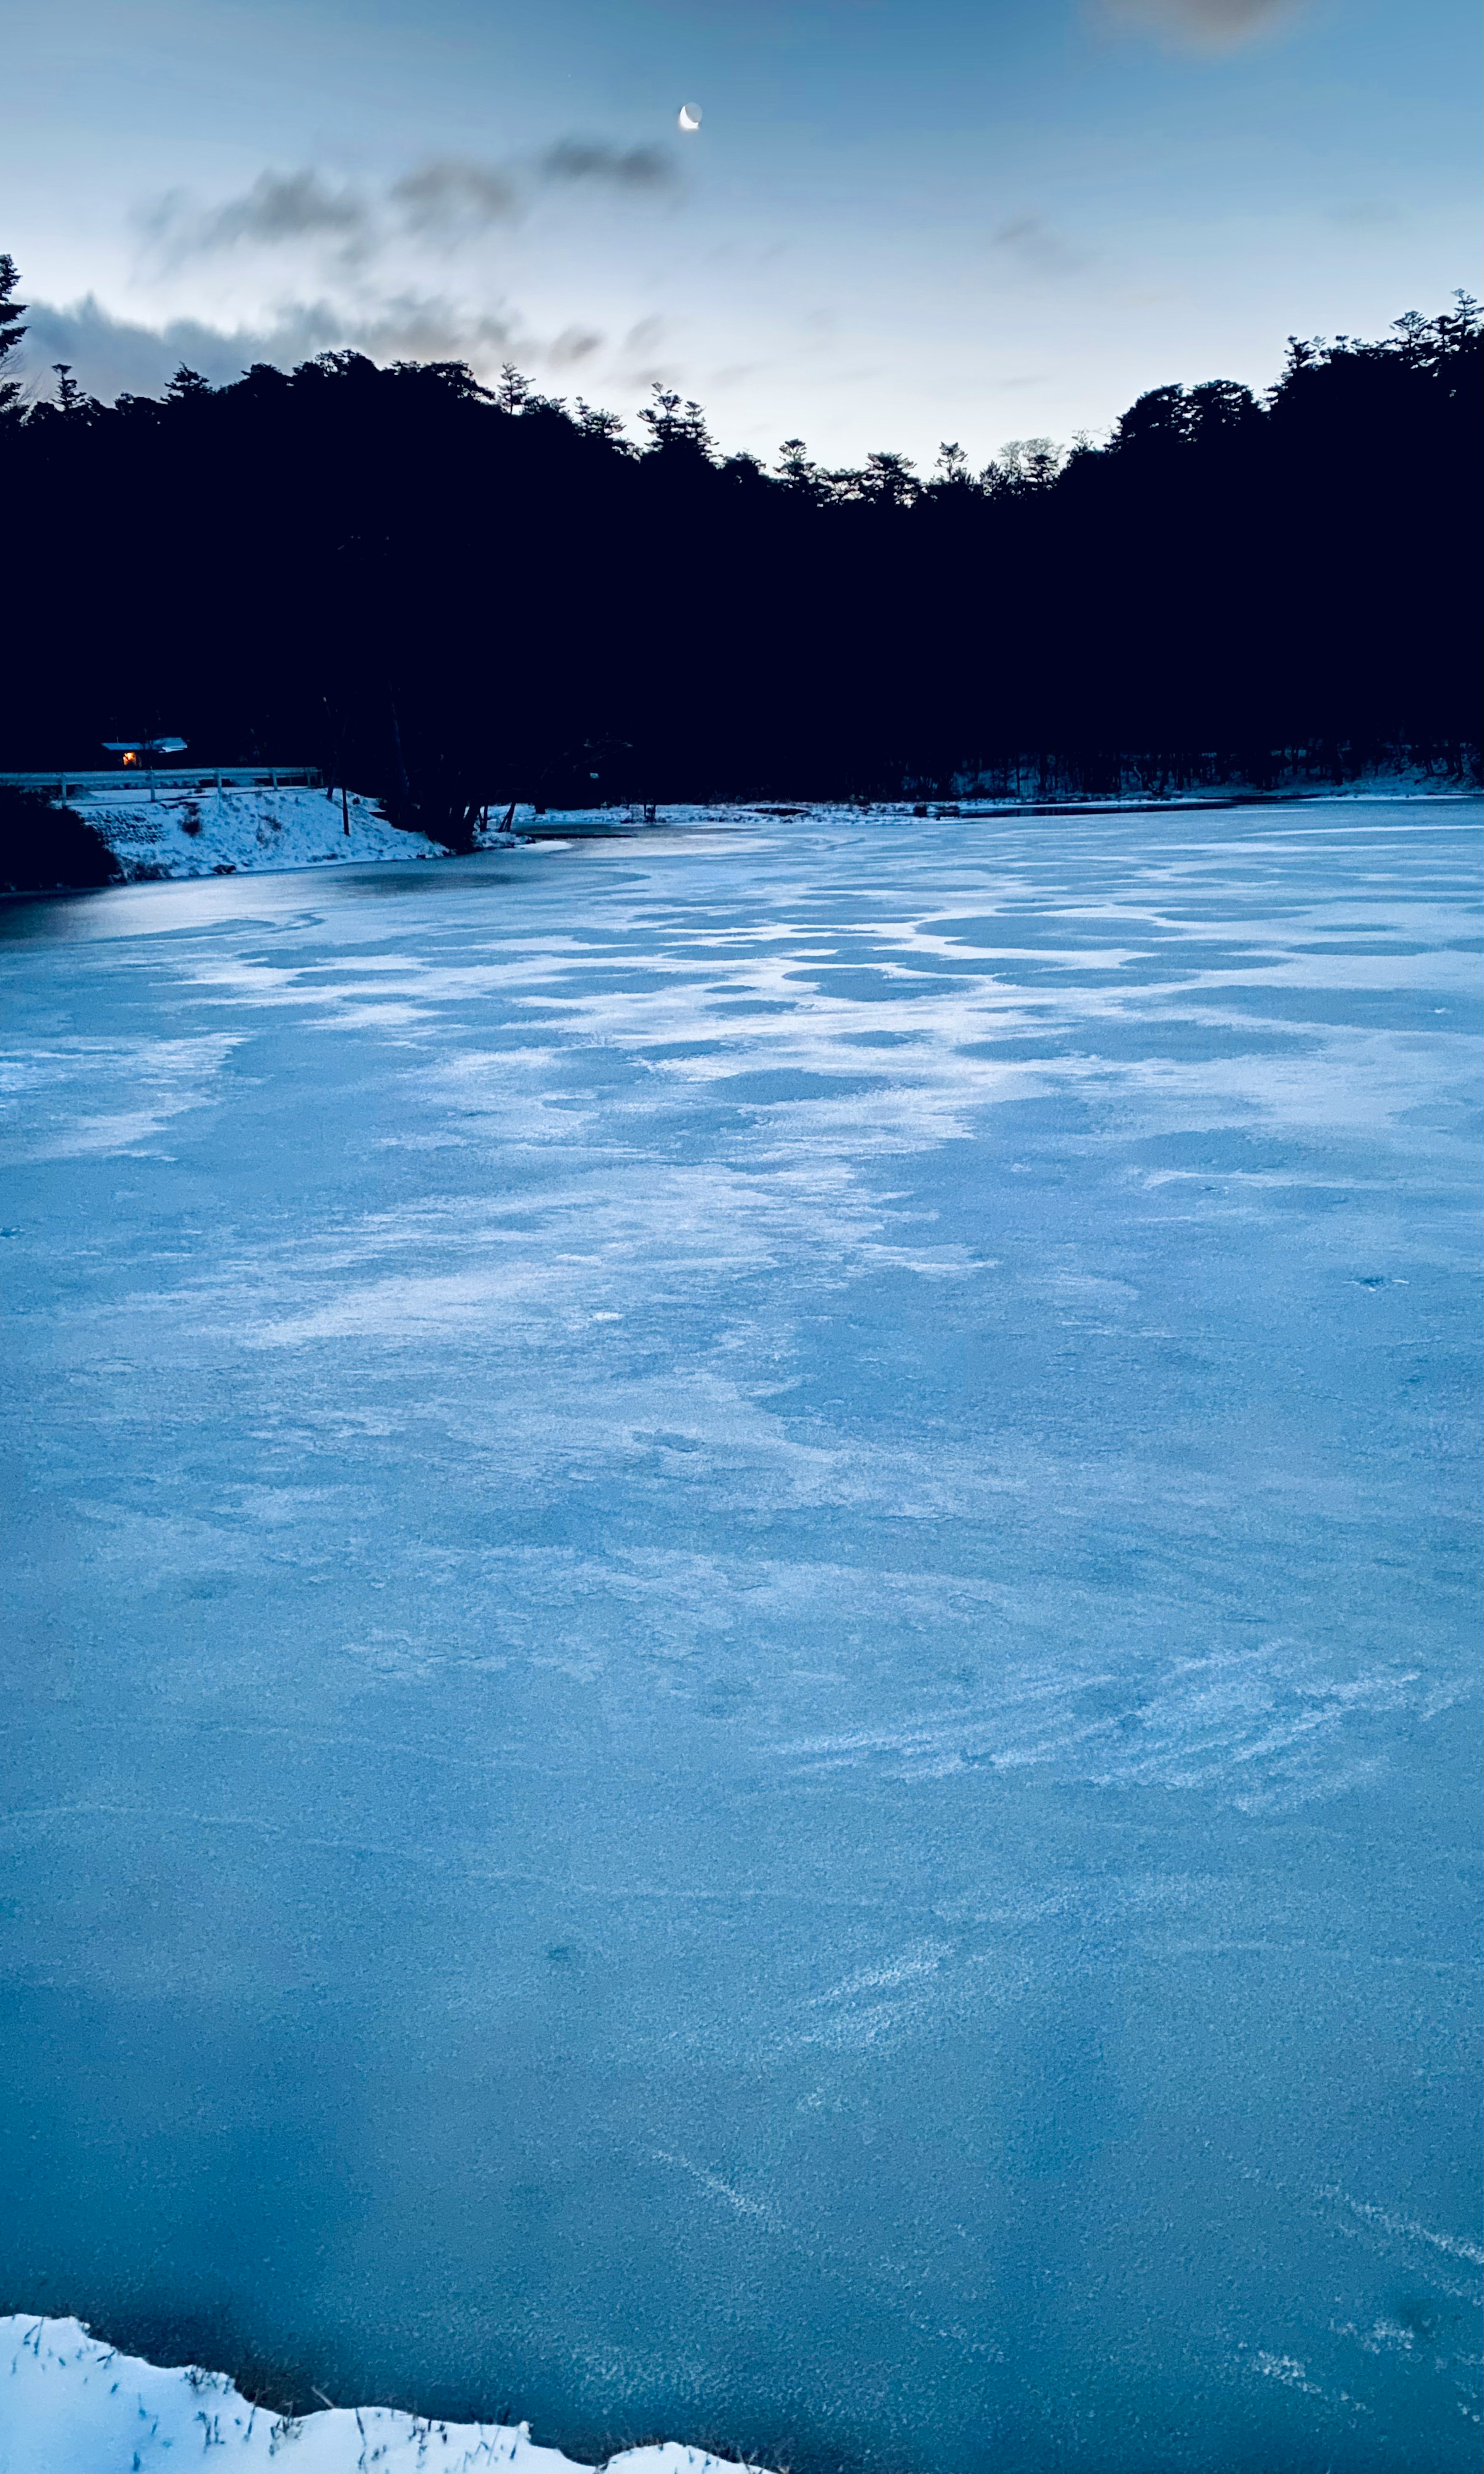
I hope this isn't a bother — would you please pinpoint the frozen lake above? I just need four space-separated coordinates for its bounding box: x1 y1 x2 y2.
1 800 1479 2472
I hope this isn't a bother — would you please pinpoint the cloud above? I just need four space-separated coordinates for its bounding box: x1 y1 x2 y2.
13 295 330 397
548 326 604 368
37 134 683 407
538 140 679 194
613 314 672 388
990 217 1089 277
143 139 681 267
10 291 521 403
149 169 372 261
1099 0 1299 51
343 293 519 363
390 158 520 237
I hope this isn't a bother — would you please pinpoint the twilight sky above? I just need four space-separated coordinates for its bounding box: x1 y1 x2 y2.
4 0 1479 465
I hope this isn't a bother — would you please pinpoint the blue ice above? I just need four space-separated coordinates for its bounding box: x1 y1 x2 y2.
0 800 1479 2471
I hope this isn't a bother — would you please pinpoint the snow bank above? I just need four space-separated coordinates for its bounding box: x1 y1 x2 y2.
53 778 1468 890
0 2319 774 2474
76 785 449 879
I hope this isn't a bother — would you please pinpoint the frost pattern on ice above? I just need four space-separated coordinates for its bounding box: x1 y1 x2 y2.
0 799 1479 2472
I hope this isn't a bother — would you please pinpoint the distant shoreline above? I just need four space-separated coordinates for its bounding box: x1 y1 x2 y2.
3 775 1477 902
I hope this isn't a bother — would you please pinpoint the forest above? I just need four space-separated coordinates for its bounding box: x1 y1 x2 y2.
0 254 1479 842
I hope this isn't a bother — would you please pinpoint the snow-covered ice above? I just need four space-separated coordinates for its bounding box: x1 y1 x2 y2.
0 801 1479 2472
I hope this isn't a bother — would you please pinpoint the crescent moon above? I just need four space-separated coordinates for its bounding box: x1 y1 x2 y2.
677 103 701 131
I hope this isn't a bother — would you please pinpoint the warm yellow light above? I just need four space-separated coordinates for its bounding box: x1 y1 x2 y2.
122 752 138 766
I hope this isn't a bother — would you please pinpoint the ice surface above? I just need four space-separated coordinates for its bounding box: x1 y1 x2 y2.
0 802 1479 2473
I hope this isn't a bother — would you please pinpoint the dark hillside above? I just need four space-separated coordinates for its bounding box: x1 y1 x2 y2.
1 285 1477 823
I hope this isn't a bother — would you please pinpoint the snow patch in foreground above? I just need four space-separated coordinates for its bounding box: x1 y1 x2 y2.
0 2318 776 2474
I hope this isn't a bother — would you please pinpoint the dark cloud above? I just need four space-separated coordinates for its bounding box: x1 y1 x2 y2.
144 140 681 267
538 140 679 194
548 326 604 367
1100 0 1298 49
11 291 519 403
14 294 335 397
390 158 520 236
344 293 518 362
149 169 371 259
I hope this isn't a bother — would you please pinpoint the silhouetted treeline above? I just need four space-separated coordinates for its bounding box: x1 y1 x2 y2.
0 259 1478 831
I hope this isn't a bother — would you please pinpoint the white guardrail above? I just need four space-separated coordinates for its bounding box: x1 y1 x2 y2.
0 766 323 797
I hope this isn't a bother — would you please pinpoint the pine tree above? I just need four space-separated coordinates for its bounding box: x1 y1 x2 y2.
638 385 713 456
0 254 26 415
574 400 627 444
778 438 823 497
861 449 918 507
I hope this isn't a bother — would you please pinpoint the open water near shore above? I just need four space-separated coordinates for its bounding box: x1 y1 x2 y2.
1 800 1479 2471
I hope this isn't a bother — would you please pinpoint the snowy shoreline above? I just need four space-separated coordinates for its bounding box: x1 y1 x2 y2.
73 784 452 880
4 770 1472 895
0 2318 776 2474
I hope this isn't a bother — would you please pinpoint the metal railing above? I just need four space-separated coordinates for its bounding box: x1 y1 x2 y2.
0 766 322 798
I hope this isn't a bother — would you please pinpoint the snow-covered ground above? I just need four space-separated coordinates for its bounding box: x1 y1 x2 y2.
946 759 1480 806
0 2319 769 2474
71 784 449 878
0 798 1479 2473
